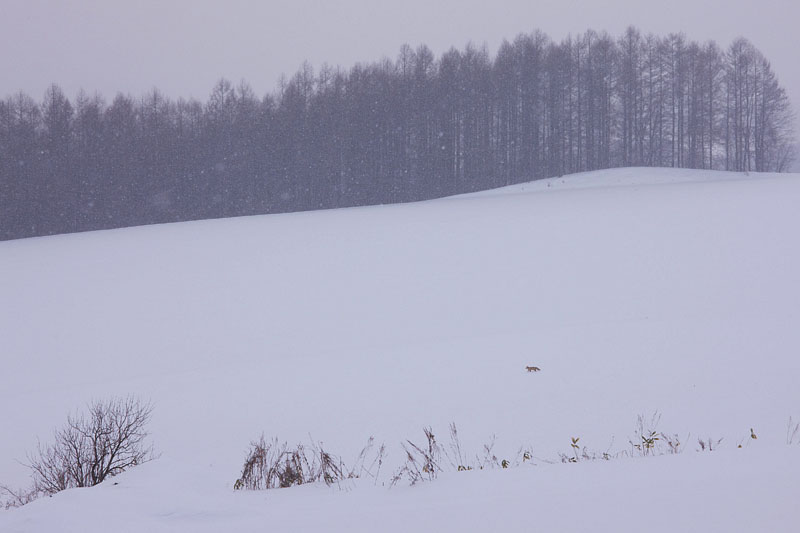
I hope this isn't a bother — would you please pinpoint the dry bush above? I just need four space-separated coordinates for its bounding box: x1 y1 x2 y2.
391 427 443 486
390 424 531 485
0 484 40 510
347 436 387 482
659 432 685 454
235 436 384 491
27 396 154 495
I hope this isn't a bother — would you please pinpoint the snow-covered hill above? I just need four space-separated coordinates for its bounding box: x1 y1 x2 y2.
2 168 799 532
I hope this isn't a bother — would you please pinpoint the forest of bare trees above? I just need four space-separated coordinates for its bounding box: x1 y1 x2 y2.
0 27 794 240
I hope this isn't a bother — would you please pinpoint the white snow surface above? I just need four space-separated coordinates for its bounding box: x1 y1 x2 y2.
1 167 799 531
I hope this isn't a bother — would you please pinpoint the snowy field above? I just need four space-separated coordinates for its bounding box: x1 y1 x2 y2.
1 167 799 531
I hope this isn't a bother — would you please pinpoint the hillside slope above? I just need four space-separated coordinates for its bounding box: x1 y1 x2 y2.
2 168 799 531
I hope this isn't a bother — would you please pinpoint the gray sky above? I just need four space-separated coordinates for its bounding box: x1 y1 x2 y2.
2 0 798 127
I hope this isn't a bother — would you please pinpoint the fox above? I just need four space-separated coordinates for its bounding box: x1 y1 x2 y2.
525 366 541 372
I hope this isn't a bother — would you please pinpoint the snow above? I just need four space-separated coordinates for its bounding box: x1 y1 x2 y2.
1 167 799 531
4 446 798 533
453 166 762 197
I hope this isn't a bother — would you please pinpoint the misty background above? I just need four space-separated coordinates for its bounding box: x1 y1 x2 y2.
2 0 797 120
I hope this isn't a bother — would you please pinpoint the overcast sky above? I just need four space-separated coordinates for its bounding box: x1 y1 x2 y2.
2 0 798 127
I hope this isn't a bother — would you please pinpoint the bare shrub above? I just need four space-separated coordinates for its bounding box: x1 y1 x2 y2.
238 414 790 489
447 423 468 471
235 436 384 491
27 397 154 495
236 437 286 490
346 436 387 482
0 484 40 510
390 424 530 485
659 432 685 454
477 434 501 470
391 427 443 486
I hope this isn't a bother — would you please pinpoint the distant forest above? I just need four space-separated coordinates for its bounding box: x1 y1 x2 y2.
0 27 795 240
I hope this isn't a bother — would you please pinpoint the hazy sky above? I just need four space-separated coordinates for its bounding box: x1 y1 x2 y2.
2 0 798 125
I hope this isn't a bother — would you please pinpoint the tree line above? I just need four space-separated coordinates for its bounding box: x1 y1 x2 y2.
0 27 794 240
